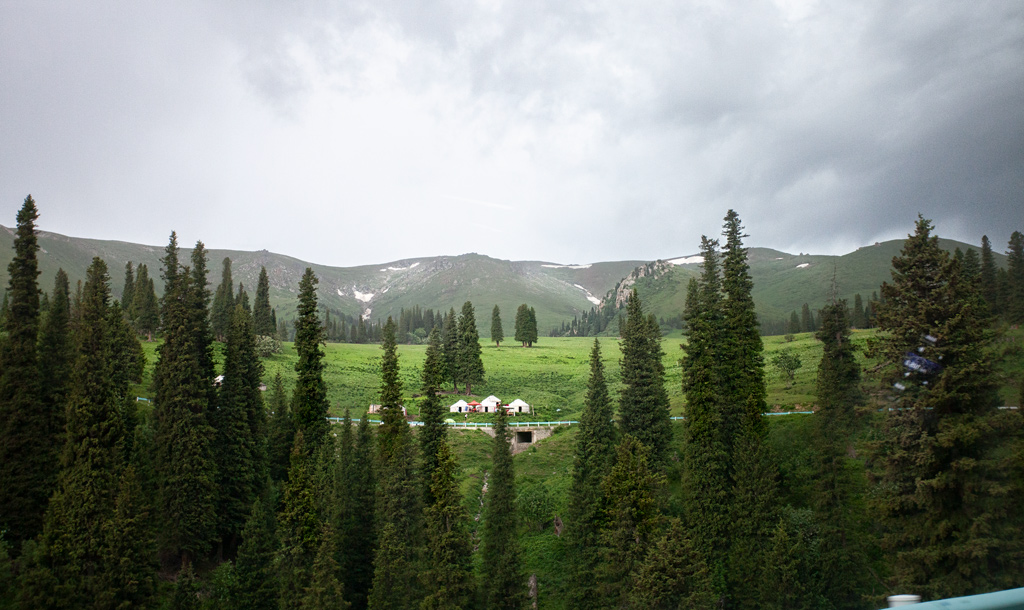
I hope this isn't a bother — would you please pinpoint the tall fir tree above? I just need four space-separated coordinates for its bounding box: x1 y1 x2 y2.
153 233 218 568
340 413 377 610
37 258 126 606
527 306 538 346
37 268 73 485
491 304 504 347
567 339 618 610
277 431 323 610
800 302 815 333
254 266 276 336
211 257 235 341
368 317 422 610
420 438 475 610
869 216 1021 598
617 289 672 467
980 235 999 314
482 406 526 610
852 293 865 328
231 496 280 610
95 465 158 610
419 326 447 506
134 264 159 340
1007 231 1024 324
441 308 459 390
303 523 350 609
456 301 485 395
213 304 266 555
597 435 666 608
680 236 729 602
293 268 330 452
514 303 530 347
812 295 867 609
267 371 295 482
121 261 136 321
0 195 47 544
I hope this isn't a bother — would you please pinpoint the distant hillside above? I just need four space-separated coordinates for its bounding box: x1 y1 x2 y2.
0 227 641 332
0 225 1006 335
600 240 1008 328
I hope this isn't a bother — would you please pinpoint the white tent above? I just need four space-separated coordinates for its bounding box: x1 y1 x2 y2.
507 399 530 414
449 399 469 413
481 395 501 407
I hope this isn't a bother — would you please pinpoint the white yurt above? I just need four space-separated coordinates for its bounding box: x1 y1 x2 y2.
449 399 469 413
481 395 501 408
507 398 530 414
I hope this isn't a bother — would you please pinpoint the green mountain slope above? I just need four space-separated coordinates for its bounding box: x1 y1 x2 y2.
0 225 1006 335
605 240 1007 327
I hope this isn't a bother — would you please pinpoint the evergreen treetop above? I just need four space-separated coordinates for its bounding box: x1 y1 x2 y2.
617 289 671 467
293 268 329 452
491 303 504 347
254 266 275 336
0 194 47 544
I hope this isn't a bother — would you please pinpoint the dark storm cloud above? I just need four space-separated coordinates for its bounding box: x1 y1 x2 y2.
1 0 1021 266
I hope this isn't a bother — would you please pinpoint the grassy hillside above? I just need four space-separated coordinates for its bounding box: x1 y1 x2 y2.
616 239 1008 328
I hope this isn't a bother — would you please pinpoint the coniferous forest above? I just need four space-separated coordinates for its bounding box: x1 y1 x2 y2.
2 197 1024 608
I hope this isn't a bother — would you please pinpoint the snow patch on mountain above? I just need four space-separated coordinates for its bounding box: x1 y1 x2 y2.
542 264 592 269
574 284 602 306
353 288 375 302
381 262 420 272
669 255 704 265
796 263 810 269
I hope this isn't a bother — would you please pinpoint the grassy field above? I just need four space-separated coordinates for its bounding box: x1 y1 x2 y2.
132 325 1023 420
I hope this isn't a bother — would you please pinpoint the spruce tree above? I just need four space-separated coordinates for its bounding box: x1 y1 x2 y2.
617 289 671 467
369 317 421 610
680 236 729 601
980 235 999 314
420 438 475 610
441 308 459 390
37 269 73 482
720 210 768 430
527 306 538 346
630 518 714 608
482 406 526 610
491 304 504 347
303 523 350 609
800 302 814 333
121 261 136 321
153 233 218 568
95 465 157 610
597 434 665 608
37 258 126 606
254 266 276 336
0 195 47 544
419 326 447 506
340 414 377 610
788 310 801 334
213 304 265 555
567 339 617 610
852 293 865 328
1007 231 1024 324
134 265 159 340
278 432 323 610
211 257 235 341
869 216 1019 598
232 496 280 610
812 296 866 608
293 268 330 452
456 301 485 395
514 303 530 347
267 372 295 482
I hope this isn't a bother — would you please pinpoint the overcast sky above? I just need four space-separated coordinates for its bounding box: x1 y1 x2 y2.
1 0 1021 267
